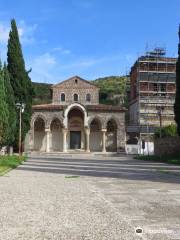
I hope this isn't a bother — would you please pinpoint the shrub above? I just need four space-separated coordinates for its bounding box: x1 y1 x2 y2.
155 124 177 138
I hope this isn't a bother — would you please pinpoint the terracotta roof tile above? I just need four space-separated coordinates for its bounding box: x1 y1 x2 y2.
32 103 126 112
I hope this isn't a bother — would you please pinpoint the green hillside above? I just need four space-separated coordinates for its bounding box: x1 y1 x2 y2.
32 76 130 106
32 82 52 105
93 76 130 106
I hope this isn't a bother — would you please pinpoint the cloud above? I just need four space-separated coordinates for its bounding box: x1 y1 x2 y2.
27 51 136 83
59 55 123 70
0 20 37 46
28 53 57 83
18 20 37 45
0 20 37 61
0 23 9 44
52 47 71 55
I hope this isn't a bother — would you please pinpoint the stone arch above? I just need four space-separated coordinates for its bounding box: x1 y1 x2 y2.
104 116 119 128
48 114 64 129
31 113 47 129
33 117 46 151
67 108 85 150
63 103 88 128
88 116 103 129
106 118 118 152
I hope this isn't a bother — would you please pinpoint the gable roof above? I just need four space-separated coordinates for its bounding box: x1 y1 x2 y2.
52 76 99 89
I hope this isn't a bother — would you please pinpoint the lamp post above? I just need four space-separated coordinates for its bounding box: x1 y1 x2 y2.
16 103 25 155
156 106 164 138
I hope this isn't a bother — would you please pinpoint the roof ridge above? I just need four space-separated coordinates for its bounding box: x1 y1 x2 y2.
52 76 98 88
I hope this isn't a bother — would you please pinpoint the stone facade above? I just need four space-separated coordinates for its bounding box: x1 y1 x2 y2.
28 76 126 153
52 76 99 105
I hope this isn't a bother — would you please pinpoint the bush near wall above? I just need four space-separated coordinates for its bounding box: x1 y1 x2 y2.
154 124 177 138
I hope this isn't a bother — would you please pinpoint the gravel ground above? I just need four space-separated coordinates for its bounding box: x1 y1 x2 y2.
0 154 180 240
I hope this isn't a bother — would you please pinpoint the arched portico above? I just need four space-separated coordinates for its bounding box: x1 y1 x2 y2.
63 103 88 128
67 108 85 150
30 106 122 153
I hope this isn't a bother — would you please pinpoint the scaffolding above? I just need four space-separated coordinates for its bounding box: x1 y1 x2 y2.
137 47 176 140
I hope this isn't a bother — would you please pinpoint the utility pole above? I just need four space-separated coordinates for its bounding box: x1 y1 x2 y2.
16 103 25 155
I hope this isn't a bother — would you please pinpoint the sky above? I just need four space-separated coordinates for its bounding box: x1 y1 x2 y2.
0 0 179 83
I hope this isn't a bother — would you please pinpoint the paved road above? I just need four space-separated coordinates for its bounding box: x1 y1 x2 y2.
0 154 180 240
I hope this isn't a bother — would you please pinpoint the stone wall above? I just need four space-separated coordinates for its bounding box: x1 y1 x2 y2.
154 136 180 156
52 77 99 105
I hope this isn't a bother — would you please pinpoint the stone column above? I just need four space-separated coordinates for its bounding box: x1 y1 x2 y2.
101 129 107 153
85 128 90 152
29 130 34 151
45 129 51 153
62 128 68 152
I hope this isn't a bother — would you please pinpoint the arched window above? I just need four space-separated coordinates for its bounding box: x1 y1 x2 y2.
86 93 91 102
61 93 65 102
74 93 78 102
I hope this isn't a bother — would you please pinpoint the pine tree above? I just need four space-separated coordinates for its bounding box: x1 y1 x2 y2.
174 25 180 135
0 64 9 146
3 63 17 145
7 19 33 145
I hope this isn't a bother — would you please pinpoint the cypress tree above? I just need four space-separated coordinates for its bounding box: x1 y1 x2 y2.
174 25 180 135
7 19 33 145
0 64 9 146
3 63 17 145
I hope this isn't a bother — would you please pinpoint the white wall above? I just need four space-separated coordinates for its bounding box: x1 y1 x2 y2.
139 142 154 155
125 142 154 155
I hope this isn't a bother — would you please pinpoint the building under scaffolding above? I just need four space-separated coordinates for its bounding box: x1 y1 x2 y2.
127 48 177 140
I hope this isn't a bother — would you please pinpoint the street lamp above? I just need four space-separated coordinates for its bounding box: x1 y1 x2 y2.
16 103 25 155
156 106 164 138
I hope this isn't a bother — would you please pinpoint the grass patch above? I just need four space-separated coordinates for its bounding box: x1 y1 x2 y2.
0 155 26 176
135 154 180 165
65 175 80 179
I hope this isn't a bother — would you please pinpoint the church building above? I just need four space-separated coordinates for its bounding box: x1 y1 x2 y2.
28 76 126 153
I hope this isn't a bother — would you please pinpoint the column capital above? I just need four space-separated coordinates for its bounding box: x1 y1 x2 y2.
62 128 68 133
101 128 107 132
85 127 90 134
45 128 51 133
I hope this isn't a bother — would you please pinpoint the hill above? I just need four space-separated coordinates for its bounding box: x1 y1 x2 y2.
32 76 130 106
32 82 52 105
93 76 130 106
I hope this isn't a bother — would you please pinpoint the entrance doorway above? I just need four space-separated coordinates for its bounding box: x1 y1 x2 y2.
70 131 81 149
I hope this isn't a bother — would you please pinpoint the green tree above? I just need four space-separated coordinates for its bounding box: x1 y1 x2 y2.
0 64 9 146
7 19 33 145
175 25 180 135
3 63 17 145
